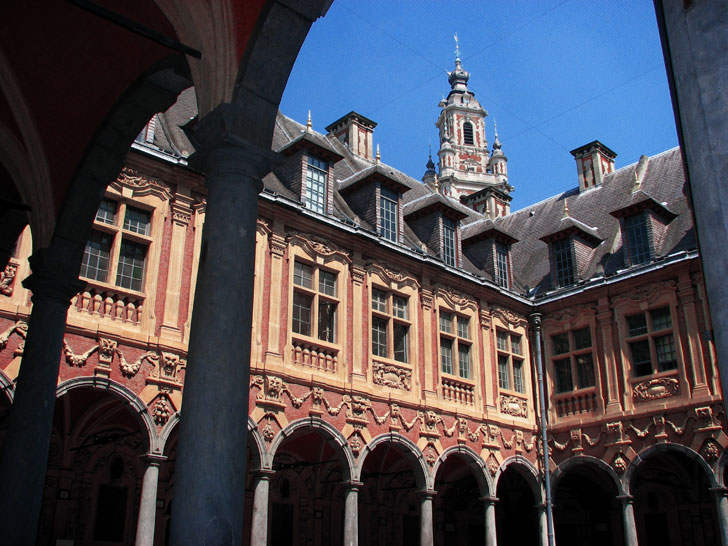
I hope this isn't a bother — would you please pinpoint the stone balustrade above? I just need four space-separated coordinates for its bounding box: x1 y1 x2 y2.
291 338 338 373
441 376 475 405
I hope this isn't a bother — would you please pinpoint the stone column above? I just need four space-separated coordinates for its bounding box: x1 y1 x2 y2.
0 249 84 545
169 139 277 546
344 481 361 546
537 504 551 546
710 487 728 546
419 491 435 546
617 495 639 546
135 455 166 546
250 471 274 546
481 496 498 546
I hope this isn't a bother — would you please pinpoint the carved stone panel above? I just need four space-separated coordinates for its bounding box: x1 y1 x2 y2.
633 377 680 402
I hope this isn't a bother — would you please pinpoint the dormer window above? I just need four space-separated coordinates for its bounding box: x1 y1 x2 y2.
379 187 398 242
305 156 328 214
495 242 510 288
624 213 651 265
442 218 457 266
463 121 474 145
553 239 575 287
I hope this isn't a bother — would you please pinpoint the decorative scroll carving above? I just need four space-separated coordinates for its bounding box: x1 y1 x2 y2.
288 232 351 264
633 377 680 401
373 361 412 390
490 305 528 329
499 394 527 418
0 263 17 296
420 289 434 310
612 280 676 304
435 286 477 312
367 263 420 290
546 304 593 323
116 167 173 200
63 340 98 367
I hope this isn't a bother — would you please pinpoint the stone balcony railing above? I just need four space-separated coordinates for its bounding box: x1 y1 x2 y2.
554 388 598 417
72 283 144 325
441 376 475 405
291 337 338 373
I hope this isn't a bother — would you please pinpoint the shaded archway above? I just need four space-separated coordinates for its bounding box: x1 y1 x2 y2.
495 461 540 546
631 446 720 546
433 451 487 545
553 458 623 546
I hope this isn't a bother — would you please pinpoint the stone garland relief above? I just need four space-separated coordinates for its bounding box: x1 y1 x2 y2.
0 263 18 296
632 376 680 401
0 321 27 353
249 373 537 457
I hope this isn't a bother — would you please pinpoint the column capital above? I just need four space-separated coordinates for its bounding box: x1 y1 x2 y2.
709 486 728 497
480 495 499 505
616 494 635 505
343 480 363 491
416 490 436 501
252 468 276 480
529 312 543 330
140 453 168 466
22 249 85 304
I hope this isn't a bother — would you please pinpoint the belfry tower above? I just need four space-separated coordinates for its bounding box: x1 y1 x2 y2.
427 36 513 218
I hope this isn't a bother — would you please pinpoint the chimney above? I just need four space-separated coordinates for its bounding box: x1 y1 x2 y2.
326 111 377 160
570 140 617 192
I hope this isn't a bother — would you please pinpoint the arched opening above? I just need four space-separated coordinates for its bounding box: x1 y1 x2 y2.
433 452 485 545
359 441 422 546
269 427 348 546
37 386 151 544
633 448 720 546
553 462 623 546
495 464 539 546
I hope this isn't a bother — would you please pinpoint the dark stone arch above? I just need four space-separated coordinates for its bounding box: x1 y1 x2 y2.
495 461 540 546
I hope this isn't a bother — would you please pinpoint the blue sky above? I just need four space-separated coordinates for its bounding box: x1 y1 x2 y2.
280 1 678 211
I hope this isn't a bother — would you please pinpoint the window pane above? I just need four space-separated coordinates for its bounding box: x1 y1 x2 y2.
96 198 117 225
442 218 457 267
625 214 651 265
513 359 524 393
496 330 509 352
392 296 408 319
305 156 328 214
123 206 151 235
372 289 388 313
551 333 569 355
380 187 398 242
440 311 453 334
318 302 336 343
651 307 672 331
293 262 313 289
576 354 596 389
627 313 648 337
573 327 592 350
655 334 678 371
319 270 337 296
498 355 510 390
458 344 470 378
554 358 573 393
394 323 408 363
440 338 453 374
457 317 469 339
495 242 510 288
372 317 388 357
630 340 652 376
292 292 312 336
463 121 474 145
81 231 111 282
553 239 575 286
116 239 146 291
511 335 522 355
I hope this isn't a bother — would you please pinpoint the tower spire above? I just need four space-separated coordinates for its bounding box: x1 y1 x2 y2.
454 33 461 62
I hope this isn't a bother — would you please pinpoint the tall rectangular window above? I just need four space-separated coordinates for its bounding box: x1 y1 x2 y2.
292 261 338 343
624 214 651 265
442 218 457 267
496 329 525 393
553 239 575 287
495 242 510 288
626 306 678 377
550 327 596 393
371 288 410 363
81 231 112 282
116 240 147 291
380 187 398 242
305 156 328 214
440 311 471 379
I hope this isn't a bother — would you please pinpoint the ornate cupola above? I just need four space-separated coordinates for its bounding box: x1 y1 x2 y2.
422 146 437 187
435 36 514 205
489 121 508 181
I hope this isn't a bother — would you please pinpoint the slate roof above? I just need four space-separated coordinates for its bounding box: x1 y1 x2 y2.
148 89 694 298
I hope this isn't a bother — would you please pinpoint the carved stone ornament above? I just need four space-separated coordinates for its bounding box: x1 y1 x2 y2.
420 289 434 310
696 406 720 429
435 286 477 312
424 444 438 467
116 167 173 200
612 280 676 304
117 349 156 378
487 454 500 477
499 394 528 418
633 377 680 402
262 424 275 443
269 233 287 257
288 232 351 264
0 263 17 296
152 397 172 425
613 454 628 475
701 440 721 463
372 361 412 390
349 434 363 457
367 263 420 290
97 338 117 364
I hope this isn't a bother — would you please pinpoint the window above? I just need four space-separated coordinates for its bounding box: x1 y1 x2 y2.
442 218 457 267
626 306 677 377
550 327 596 394
624 214 651 265
463 121 474 145
553 239 575 287
80 198 151 292
292 261 338 343
305 156 328 214
440 311 472 379
495 242 510 288
496 329 525 393
371 288 409 363
380 187 399 242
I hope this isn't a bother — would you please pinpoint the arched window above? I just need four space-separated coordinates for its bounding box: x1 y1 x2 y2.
462 121 474 145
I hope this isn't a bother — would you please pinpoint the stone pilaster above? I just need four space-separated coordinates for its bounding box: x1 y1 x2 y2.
419 491 435 546
344 481 361 546
481 496 498 546
135 455 166 546
617 495 639 546
250 470 274 546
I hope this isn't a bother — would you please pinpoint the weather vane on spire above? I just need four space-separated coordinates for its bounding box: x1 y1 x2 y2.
454 33 461 62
